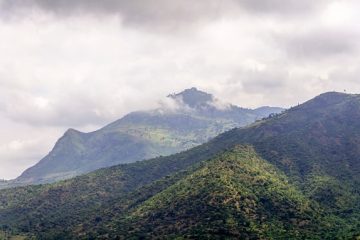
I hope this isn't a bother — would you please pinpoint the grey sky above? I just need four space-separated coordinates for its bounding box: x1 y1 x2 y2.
0 0 359 179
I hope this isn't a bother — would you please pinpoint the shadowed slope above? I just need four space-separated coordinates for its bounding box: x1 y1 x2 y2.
10 88 282 187
102 146 322 239
0 92 359 239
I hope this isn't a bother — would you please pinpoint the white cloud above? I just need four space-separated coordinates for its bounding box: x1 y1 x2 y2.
0 116 65 179
0 1 360 179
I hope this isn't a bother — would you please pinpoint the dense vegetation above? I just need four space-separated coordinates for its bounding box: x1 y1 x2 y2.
100 146 323 239
4 87 282 188
0 91 359 239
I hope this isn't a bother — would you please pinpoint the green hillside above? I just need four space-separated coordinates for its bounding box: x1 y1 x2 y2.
229 92 360 216
0 92 359 239
0 141 226 238
103 146 322 239
8 87 282 187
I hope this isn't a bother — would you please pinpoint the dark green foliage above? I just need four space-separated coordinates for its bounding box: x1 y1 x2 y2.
0 91 360 239
106 146 322 239
0 139 229 238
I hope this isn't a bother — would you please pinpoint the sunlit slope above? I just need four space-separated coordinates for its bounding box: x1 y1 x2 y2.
100 146 322 239
11 87 282 186
1 92 359 239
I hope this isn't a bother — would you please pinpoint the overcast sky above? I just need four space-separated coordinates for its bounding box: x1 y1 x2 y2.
0 0 359 179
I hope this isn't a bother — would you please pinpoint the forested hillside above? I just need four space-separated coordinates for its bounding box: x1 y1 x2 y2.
0 92 359 239
5 87 282 188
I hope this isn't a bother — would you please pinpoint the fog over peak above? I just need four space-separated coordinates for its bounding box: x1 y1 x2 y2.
0 0 360 179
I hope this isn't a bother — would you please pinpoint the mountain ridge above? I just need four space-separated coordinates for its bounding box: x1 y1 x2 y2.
0 91 359 239
4 87 283 188
102 146 322 239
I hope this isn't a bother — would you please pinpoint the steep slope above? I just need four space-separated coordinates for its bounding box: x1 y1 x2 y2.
229 92 360 206
1 145 356 239
0 92 359 239
0 141 228 238
10 87 283 186
98 146 322 239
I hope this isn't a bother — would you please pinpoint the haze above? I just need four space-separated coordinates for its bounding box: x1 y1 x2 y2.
0 0 359 179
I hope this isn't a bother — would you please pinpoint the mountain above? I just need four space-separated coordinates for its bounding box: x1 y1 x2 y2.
7 87 283 187
107 146 322 239
0 146 326 239
0 91 359 239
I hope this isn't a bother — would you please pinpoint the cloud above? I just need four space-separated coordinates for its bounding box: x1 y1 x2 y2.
0 0 330 32
280 29 359 60
0 115 65 179
236 0 326 15
0 0 360 179
229 67 288 94
0 0 233 31
156 96 192 114
209 98 232 110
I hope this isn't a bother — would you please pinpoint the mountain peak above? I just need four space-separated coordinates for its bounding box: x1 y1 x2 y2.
300 91 353 109
317 91 349 99
64 128 82 136
168 87 214 108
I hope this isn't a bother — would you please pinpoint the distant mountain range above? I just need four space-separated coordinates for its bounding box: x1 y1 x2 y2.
2 87 283 188
0 91 359 239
